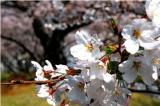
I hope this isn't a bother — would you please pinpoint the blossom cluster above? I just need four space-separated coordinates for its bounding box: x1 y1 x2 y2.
31 0 160 106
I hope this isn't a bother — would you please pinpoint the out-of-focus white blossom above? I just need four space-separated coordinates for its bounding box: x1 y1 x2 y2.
144 49 160 79
145 0 160 27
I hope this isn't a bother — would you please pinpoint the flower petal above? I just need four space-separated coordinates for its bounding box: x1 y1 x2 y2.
75 30 91 44
139 64 154 85
122 67 137 83
70 44 92 61
119 59 133 73
124 39 139 54
47 98 56 106
121 25 133 40
31 61 42 70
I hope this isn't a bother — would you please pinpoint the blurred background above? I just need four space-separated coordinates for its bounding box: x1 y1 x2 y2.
1 0 160 106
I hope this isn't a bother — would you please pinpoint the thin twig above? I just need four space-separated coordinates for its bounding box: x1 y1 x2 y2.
129 88 160 95
1 80 55 85
1 80 160 95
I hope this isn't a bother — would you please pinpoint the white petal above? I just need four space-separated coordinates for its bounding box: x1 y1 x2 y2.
43 65 53 72
121 25 133 40
70 44 92 61
35 77 48 81
152 66 158 80
118 59 133 73
67 88 89 104
145 0 160 27
31 61 42 70
45 60 53 69
75 30 91 44
47 98 56 106
131 19 147 27
91 47 102 59
55 64 68 70
139 40 160 49
55 65 68 75
35 70 45 79
122 67 137 83
153 12 160 27
102 73 114 83
124 39 139 54
36 85 49 98
139 64 154 85
102 74 116 90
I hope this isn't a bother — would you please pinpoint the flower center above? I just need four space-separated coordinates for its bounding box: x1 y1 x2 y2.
152 57 160 65
77 82 84 91
85 43 93 52
96 64 104 69
133 61 141 71
133 29 141 39
113 89 121 97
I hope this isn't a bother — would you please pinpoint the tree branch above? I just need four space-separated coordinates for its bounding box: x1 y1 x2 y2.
129 88 160 95
1 80 160 95
1 35 38 61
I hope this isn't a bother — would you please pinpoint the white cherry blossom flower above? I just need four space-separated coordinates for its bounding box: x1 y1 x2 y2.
144 49 160 68
144 49 160 79
36 84 58 106
49 64 68 78
70 30 105 62
31 61 48 81
145 0 160 27
121 19 160 54
119 55 155 85
36 84 50 98
86 75 130 106
64 76 90 105
102 76 131 106
77 60 109 83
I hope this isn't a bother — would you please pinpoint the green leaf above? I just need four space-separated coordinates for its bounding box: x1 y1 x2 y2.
104 47 113 55
110 18 118 34
107 61 119 73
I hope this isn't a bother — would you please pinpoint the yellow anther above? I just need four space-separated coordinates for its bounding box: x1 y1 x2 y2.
133 29 141 39
108 44 118 52
133 61 141 71
152 57 160 65
77 82 84 91
96 64 104 69
113 89 121 97
85 43 93 52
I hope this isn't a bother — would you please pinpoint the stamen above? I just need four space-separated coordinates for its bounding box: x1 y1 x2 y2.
85 43 93 52
113 89 121 97
133 62 141 71
152 57 160 65
133 29 141 39
77 82 84 91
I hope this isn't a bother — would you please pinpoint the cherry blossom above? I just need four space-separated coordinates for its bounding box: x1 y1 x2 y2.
145 0 160 27
119 55 155 85
70 30 105 62
121 19 160 54
30 1 160 105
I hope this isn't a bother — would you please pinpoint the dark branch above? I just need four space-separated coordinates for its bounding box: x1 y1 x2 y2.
32 18 49 48
1 79 160 95
1 35 37 61
129 88 160 95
